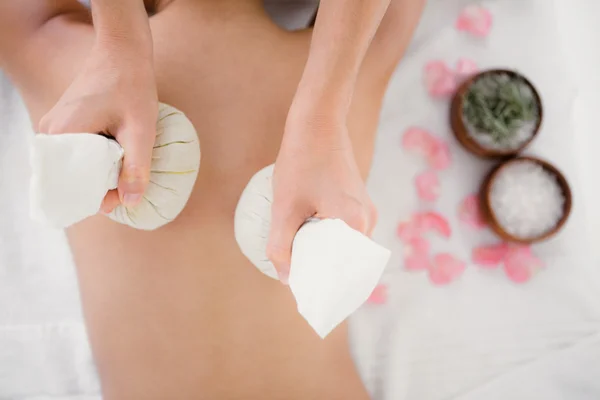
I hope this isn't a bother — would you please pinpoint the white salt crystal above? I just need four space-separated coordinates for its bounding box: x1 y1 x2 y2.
490 160 565 239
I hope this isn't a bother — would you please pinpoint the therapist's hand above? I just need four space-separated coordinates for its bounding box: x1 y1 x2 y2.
38 41 158 213
38 0 157 214
265 0 391 284
267 108 377 284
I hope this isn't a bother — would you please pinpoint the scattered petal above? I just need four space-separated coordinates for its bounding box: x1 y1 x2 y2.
455 58 479 83
397 219 422 241
503 261 531 283
404 236 430 271
406 236 430 254
424 60 457 98
456 5 493 37
415 212 452 238
429 253 466 285
402 127 452 170
415 171 440 201
458 194 487 229
367 284 388 304
472 243 509 268
504 245 544 284
456 58 479 75
402 127 435 154
428 140 452 170
405 251 431 271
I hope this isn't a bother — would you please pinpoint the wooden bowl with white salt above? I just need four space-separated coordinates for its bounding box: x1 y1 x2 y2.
451 69 543 158
480 156 572 244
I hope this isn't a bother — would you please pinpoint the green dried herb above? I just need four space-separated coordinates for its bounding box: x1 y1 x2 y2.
462 72 539 149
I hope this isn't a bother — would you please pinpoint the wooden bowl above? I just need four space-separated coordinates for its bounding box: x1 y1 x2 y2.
450 69 543 159
480 156 572 244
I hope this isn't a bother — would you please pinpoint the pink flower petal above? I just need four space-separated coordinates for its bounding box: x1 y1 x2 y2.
402 127 434 152
458 194 487 229
404 236 430 271
415 171 440 202
402 127 452 170
429 253 466 285
407 236 430 254
455 58 479 84
367 284 388 304
504 245 544 284
424 60 457 98
397 219 422 241
456 58 479 75
503 261 531 283
428 140 452 170
415 212 452 238
405 252 431 271
456 5 493 37
472 243 509 269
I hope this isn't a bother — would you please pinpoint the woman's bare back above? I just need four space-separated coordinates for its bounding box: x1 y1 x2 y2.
0 0 422 397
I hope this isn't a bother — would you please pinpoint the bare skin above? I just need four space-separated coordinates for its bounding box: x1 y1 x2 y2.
0 0 424 398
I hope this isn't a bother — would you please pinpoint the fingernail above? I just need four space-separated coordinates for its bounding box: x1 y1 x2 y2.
123 193 142 207
278 267 290 286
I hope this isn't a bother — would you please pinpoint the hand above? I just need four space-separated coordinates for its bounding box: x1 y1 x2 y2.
38 41 158 213
267 111 377 284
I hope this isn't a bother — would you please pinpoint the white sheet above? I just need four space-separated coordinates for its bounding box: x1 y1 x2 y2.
0 79 100 398
349 1 600 399
555 0 600 247
0 1 598 399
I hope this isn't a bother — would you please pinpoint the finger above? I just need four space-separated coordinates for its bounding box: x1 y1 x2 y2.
115 119 156 207
100 190 121 214
366 203 378 237
340 202 370 235
266 202 311 285
38 96 117 135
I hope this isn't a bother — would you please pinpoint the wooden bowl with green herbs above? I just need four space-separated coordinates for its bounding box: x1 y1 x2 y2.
450 69 543 158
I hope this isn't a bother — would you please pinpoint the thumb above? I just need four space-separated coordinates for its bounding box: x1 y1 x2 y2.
266 202 310 285
115 119 156 207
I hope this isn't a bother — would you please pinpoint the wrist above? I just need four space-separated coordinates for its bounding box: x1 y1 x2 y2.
294 67 355 114
291 75 354 128
288 95 345 129
284 99 351 150
92 0 153 59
